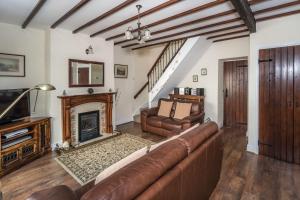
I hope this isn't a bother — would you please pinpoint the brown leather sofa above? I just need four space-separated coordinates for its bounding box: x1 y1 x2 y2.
141 98 205 137
28 122 222 200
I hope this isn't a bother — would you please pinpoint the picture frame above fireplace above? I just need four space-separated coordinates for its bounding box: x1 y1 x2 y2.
69 59 104 87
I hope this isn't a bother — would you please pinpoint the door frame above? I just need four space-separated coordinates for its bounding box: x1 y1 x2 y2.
218 57 248 128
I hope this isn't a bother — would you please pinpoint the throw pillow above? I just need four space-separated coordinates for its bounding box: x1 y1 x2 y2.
95 147 148 185
173 102 192 119
157 100 173 117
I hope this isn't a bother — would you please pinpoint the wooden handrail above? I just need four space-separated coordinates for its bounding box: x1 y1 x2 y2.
134 81 148 99
147 43 171 76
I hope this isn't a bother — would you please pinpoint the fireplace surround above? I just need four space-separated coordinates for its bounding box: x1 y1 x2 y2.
58 92 115 143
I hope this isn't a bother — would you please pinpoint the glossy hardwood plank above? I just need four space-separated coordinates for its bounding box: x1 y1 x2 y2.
210 127 300 200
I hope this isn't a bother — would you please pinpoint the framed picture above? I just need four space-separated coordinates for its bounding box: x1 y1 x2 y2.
0 53 25 77
114 64 128 78
193 75 198 82
201 68 207 76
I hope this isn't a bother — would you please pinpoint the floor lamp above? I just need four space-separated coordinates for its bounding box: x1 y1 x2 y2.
0 84 56 119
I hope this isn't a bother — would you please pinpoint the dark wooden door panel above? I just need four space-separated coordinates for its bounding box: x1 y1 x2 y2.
259 49 274 157
224 60 248 127
280 47 288 161
294 45 300 164
287 47 294 163
259 45 300 163
78 68 89 85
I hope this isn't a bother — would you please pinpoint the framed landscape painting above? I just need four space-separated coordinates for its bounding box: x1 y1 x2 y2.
0 53 25 77
114 64 128 78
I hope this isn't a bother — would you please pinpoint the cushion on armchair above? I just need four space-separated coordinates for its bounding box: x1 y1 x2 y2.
157 100 173 117
174 102 192 119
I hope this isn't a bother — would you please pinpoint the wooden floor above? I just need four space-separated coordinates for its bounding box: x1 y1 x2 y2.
0 122 299 200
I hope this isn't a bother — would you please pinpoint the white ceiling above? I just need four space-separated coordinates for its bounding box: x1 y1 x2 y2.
0 0 299 48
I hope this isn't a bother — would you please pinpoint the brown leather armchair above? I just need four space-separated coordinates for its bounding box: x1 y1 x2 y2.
141 98 204 137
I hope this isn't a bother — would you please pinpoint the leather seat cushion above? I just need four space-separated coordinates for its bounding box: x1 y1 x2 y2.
147 116 167 127
161 118 183 131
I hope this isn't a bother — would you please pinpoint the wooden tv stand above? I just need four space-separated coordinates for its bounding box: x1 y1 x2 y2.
0 117 51 177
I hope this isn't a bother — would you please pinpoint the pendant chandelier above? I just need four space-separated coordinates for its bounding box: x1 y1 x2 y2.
124 5 151 44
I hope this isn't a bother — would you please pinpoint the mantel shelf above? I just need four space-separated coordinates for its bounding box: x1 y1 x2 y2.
57 92 117 99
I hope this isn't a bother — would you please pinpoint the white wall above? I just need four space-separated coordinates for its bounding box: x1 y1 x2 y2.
47 29 114 146
247 14 300 154
178 37 250 126
132 44 166 114
114 46 134 125
0 22 47 116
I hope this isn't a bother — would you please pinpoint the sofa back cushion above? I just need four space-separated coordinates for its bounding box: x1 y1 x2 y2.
157 100 173 117
149 123 200 152
173 102 192 119
94 147 148 185
81 140 187 200
178 122 218 154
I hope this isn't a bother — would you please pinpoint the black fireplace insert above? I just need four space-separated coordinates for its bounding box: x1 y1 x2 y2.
78 110 101 143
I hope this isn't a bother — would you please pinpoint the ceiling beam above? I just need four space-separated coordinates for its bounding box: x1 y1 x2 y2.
124 24 246 49
248 0 267 5
207 29 249 39
51 0 91 29
256 9 300 22
22 0 47 28
254 1 300 15
229 0 256 32
73 0 138 34
90 0 181 37
213 34 249 42
105 0 228 41
118 19 243 46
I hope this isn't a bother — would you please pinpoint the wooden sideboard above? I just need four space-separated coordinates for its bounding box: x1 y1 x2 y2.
169 94 205 112
169 94 204 102
0 117 51 177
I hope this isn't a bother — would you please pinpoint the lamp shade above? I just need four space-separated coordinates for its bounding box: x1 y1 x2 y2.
143 29 151 40
34 84 56 91
125 27 133 40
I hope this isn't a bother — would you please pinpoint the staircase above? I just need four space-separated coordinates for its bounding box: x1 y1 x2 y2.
133 36 209 112
148 39 186 92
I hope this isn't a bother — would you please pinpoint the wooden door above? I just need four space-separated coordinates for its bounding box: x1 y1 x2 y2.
259 46 300 164
294 46 300 164
224 60 248 127
78 68 89 85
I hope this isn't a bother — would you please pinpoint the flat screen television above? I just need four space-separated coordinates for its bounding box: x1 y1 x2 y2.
0 88 30 125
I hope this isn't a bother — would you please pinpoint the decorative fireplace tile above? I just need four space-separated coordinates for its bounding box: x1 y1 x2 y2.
70 102 106 146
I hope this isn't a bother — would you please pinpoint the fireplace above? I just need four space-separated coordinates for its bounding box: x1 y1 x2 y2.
78 111 101 143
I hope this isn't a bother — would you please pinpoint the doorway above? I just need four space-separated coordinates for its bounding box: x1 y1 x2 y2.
223 60 248 127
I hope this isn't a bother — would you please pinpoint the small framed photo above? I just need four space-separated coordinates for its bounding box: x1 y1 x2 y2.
114 64 128 78
193 75 198 82
0 53 25 77
201 68 207 76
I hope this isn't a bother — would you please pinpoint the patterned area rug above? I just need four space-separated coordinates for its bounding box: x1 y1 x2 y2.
55 134 154 185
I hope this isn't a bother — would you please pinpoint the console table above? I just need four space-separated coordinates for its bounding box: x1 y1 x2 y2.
0 117 51 177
